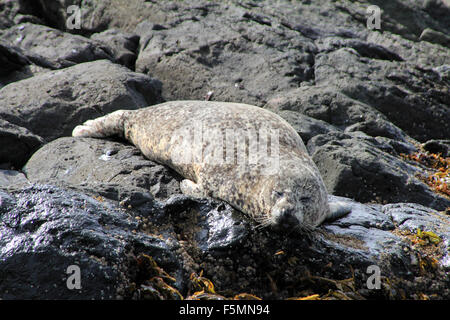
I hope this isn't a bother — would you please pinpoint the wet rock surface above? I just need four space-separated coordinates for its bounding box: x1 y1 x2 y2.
0 0 449 300
0 185 179 299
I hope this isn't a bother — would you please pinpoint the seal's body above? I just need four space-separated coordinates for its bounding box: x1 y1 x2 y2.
73 101 349 231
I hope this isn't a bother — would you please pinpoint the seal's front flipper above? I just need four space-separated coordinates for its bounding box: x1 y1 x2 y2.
326 201 352 222
180 179 206 198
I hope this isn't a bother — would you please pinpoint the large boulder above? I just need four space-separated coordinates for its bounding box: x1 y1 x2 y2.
313 48 449 142
0 59 162 142
134 12 317 105
0 23 115 68
0 119 44 168
0 185 180 299
90 29 140 70
307 131 450 211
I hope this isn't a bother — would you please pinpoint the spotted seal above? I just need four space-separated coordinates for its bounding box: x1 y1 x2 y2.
72 100 350 231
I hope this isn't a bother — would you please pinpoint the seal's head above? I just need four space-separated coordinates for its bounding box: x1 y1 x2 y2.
270 194 302 231
267 174 330 232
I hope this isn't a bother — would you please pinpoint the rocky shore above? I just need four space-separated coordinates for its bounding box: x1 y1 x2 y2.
0 0 449 299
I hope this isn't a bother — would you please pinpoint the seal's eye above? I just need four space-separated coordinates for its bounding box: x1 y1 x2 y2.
273 191 283 197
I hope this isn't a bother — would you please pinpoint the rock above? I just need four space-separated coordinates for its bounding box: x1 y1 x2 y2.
422 140 450 158
422 0 450 32
0 40 30 73
315 37 403 61
1 23 114 68
384 203 449 240
344 116 409 142
0 118 44 169
14 136 449 299
30 0 178 35
0 0 43 30
314 47 449 142
134 7 317 105
275 110 340 144
433 64 450 81
419 28 450 47
0 40 50 88
0 59 162 141
0 169 30 189
265 86 407 142
90 29 140 70
307 131 449 211
23 137 182 210
367 31 450 68
332 1 449 42
0 185 180 299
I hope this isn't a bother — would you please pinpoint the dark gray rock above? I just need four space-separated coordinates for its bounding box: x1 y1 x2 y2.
382 202 450 270
433 64 450 81
276 110 340 144
422 139 450 158
0 169 30 189
314 47 449 142
29 0 181 35
23 137 182 210
1 23 114 68
0 40 50 87
0 0 43 30
0 118 44 169
0 40 30 73
367 31 449 68
307 131 449 211
134 8 317 105
0 59 162 141
384 202 450 240
419 28 450 48
0 185 180 299
332 0 449 42
315 37 403 61
90 29 140 70
265 86 408 143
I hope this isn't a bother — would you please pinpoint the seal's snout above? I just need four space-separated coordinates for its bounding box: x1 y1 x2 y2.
278 209 299 229
273 206 301 230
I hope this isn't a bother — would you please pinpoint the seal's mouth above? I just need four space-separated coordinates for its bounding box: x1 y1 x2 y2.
271 199 302 231
276 210 300 230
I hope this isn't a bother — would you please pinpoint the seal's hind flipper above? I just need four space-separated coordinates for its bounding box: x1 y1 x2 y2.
72 110 130 138
326 201 351 222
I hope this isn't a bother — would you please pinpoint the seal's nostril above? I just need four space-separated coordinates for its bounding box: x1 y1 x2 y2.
276 209 299 229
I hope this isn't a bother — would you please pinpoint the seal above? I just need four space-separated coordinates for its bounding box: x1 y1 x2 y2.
73 100 350 231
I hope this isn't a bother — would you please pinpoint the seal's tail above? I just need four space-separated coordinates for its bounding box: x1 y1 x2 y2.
326 201 352 222
72 110 130 138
